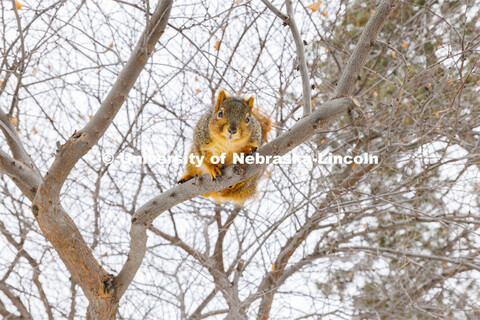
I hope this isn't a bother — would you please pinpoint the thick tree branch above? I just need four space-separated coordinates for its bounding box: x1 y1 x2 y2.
27 0 173 314
0 109 39 173
0 149 41 200
115 96 357 302
40 0 173 198
333 0 399 98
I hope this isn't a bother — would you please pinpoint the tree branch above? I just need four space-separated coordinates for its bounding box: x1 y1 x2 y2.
0 149 41 200
115 96 357 304
39 0 173 198
333 0 399 98
29 0 173 310
285 0 312 115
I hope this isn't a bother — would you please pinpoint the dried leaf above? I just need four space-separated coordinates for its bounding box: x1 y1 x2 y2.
196 88 201 93
109 43 113 48
271 263 276 271
427 83 432 88
214 40 221 50
306 1 322 12
322 12 328 17
320 139 325 144
33 127 37 134
402 42 408 48
12 117 18 126
391 51 396 58
352 163 357 170
15 1 22 10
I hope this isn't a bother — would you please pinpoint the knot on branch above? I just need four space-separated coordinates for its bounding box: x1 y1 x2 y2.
99 275 116 300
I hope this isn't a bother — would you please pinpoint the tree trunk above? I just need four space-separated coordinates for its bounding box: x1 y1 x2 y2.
86 299 119 320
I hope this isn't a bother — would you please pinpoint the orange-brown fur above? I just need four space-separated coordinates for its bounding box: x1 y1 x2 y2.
178 89 272 204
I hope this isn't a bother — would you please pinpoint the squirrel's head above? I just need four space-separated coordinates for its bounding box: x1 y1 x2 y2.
209 89 254 141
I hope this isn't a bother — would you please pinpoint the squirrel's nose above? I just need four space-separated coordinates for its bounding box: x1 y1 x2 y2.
228 128 237 135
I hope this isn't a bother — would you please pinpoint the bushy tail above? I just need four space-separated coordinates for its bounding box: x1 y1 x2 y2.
252 107 273 144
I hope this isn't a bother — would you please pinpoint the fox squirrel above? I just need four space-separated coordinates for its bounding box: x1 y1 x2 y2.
178 89 272 204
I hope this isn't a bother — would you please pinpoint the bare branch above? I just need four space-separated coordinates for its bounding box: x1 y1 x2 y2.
333 0 399 98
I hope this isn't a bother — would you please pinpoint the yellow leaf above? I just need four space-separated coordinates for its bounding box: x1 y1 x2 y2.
0 80 3 85
322 12 328 17
12 117 18 126
447 78 454 84
15 1 22 10
17 129 21 134
427 83 432 88
109 43 113 48
306 1 322 12
442 229 447 235
391 51 396 58
349 271 353 278
153 119 156 124
32 68 36 75
320 138 325 144
372 91 378 98
194 77 198 81
33 127 37 134
89 115 93 120
271 263 276 271
352 163 357 170
214 40 221 50
196 88 201 93
434 112 439 116
402 42 408 48
371 9 375 15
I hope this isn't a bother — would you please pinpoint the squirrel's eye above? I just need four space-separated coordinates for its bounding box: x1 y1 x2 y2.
218 110 223 118
245 116 250 124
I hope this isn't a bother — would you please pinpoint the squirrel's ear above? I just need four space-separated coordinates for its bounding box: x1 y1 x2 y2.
245 96 254 110
216 89 228 111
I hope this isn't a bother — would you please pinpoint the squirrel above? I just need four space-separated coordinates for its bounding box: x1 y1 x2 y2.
178 89 272 204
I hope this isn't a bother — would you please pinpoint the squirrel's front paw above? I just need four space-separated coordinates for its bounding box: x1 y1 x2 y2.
248 146 257 156
178 174 194 184
207 164 223 181
241 145 258 156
